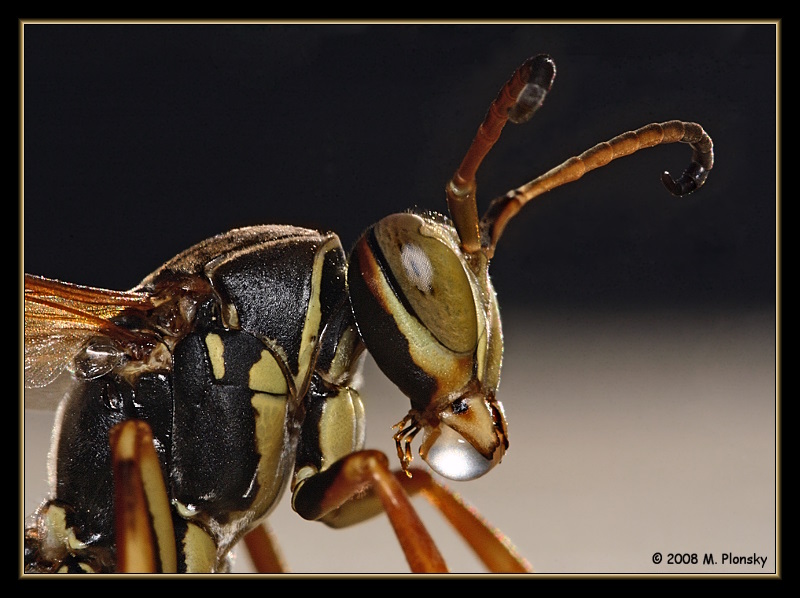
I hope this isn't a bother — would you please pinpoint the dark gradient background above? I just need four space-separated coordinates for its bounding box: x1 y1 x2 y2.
22 23 777 575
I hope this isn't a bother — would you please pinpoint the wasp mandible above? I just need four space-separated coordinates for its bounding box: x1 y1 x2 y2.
23 54 713 574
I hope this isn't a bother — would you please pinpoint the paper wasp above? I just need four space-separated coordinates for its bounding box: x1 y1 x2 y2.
23 54 713 573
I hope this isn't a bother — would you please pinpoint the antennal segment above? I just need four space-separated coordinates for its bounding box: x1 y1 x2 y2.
446 55 556 255
481 120 714 256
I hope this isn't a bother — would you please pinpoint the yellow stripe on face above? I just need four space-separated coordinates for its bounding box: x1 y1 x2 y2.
204 333 225 380
369 257 475 395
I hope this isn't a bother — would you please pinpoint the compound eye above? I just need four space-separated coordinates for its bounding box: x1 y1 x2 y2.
374 214 478 354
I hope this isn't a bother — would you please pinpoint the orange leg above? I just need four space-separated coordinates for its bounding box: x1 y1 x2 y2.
399 468 532 573
243 523 288 573
292 450 448 572
108 425 531 573
290 449 531 573
110 420 177 573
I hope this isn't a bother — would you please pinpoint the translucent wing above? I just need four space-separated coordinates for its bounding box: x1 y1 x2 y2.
24 274 155 389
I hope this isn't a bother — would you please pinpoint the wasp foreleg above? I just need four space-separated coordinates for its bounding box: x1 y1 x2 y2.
291 449 449 573
241 523 288 573
290 451 532 573
109 420 178 573
398 467 532 573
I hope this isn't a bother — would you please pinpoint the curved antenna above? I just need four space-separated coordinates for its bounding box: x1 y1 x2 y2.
446 55 556 254
481 120 714 256
445 56 714 260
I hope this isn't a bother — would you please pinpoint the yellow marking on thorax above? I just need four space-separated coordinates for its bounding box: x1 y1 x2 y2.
373 264 474 392
249 350 288 395
181 522 217 573
239 392 290 522
205 333 225 380
318 387 366 467
294 239 338 392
